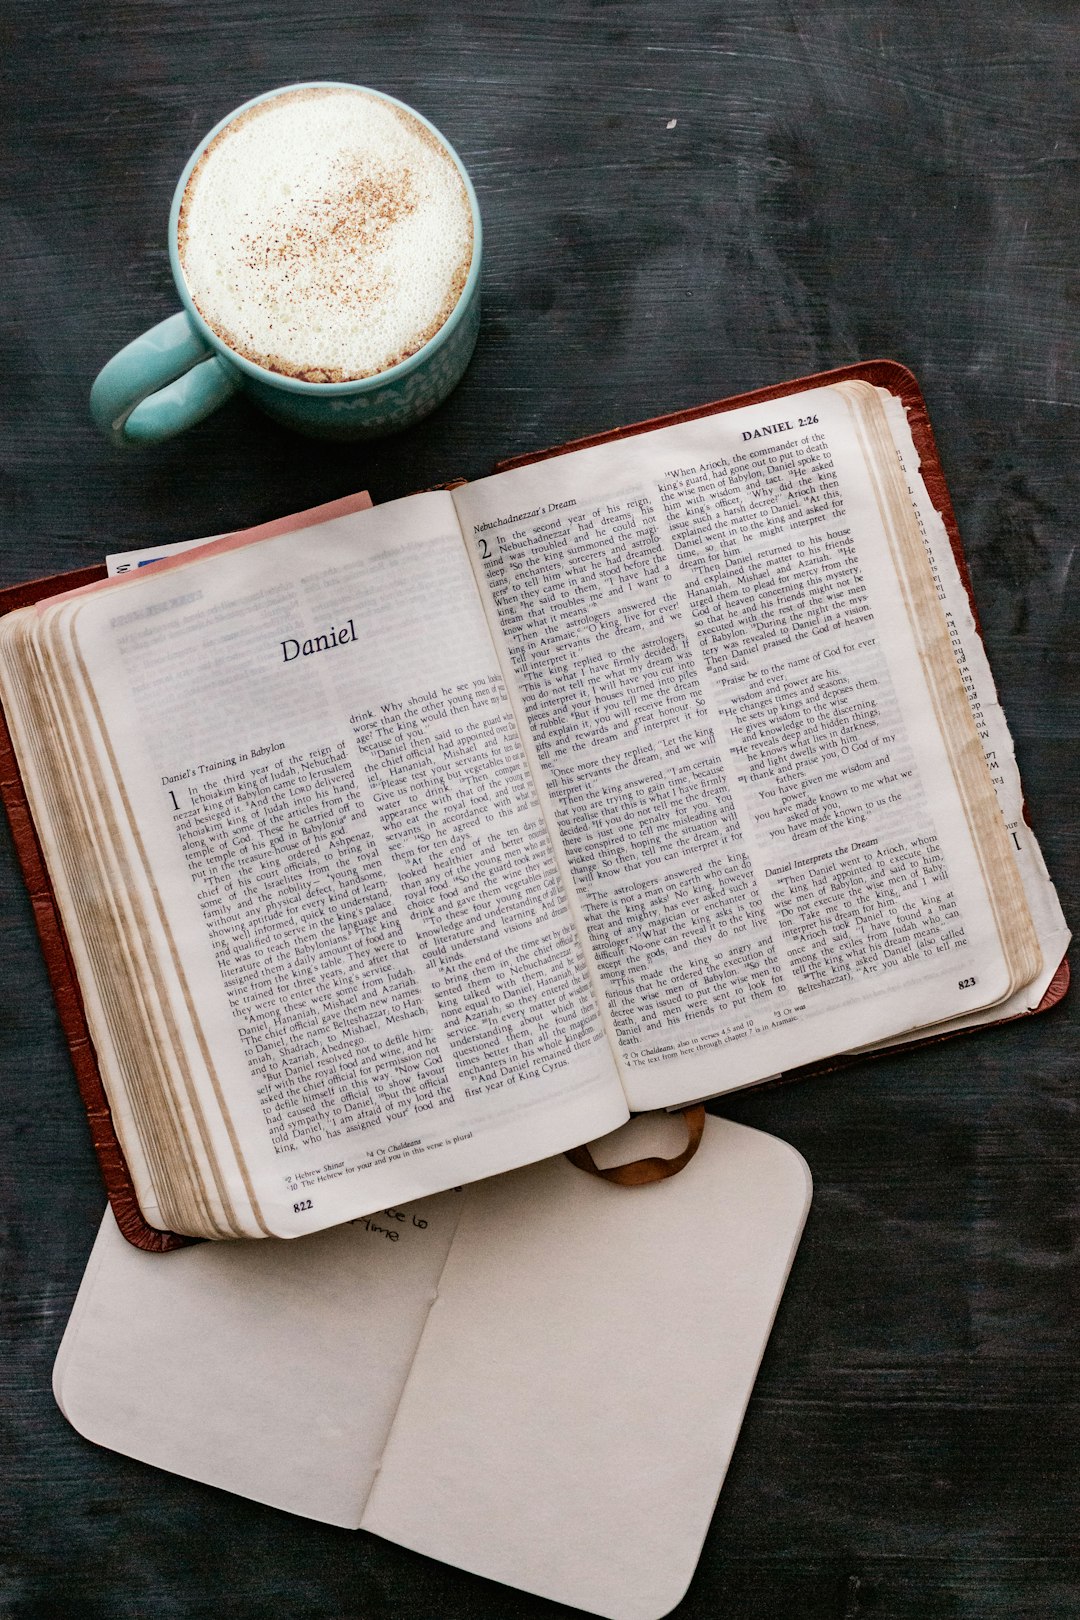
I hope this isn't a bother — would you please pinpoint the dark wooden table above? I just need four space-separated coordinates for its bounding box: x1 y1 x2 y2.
2 3 1078 1616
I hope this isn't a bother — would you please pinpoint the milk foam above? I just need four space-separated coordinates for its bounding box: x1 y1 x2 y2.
178 88 474 382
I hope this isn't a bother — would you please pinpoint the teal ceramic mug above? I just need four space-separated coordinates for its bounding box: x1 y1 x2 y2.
90 83 482 445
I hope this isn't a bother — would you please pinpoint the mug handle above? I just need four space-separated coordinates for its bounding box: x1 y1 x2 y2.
90 311 242 446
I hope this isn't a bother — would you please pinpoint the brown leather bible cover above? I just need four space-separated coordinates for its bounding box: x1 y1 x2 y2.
0 362 1067 1250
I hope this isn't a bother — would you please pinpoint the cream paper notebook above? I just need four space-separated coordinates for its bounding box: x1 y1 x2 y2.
54 1114 811 1620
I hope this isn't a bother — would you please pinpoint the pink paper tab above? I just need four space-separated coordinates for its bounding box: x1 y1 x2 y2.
41 490 374 611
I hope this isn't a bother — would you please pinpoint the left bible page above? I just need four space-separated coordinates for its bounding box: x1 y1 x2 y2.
0 493 626 1239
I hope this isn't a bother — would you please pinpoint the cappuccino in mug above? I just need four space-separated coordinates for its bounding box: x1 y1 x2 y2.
177 85 474 384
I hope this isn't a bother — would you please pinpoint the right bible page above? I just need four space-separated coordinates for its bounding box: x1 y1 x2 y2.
453 384 1034 1110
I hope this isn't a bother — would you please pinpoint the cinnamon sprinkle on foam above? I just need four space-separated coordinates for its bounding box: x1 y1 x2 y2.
178 87 473 382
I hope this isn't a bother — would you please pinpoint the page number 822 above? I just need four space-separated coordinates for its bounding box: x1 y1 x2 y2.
293 1199 313 1213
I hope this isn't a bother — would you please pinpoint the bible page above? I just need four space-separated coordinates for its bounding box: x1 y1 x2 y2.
51 492 626 1235
454 387 1025 1109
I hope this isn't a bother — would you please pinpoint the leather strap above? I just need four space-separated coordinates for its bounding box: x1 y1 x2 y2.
565 1106 706 1185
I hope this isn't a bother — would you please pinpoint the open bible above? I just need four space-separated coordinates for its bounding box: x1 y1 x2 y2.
0 363 1068 1243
